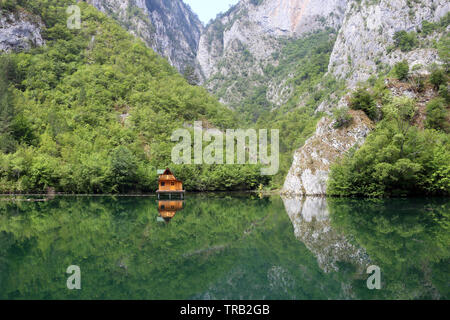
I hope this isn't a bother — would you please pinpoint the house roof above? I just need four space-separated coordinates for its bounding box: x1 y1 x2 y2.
158 168 182 182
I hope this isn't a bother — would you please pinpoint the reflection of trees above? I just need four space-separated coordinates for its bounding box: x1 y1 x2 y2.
328 198 450 300
3 196 445 300
0 195 343 299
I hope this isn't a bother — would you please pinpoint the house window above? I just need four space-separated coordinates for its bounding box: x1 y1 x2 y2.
171 182 175 186
161 205 165 209
161 182 165 186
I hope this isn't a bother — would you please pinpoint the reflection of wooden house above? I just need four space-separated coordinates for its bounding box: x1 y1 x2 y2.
157 200 184 223
156 168 185 199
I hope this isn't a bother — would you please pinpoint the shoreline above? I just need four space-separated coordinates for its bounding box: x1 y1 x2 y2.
0 190 281 197
0 192 449 199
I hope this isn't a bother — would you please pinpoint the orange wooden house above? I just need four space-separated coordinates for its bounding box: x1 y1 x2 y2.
156 168 185 199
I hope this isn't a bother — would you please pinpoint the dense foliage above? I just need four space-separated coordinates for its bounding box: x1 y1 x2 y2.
0 0 271 193
393 30 418 52
329 92 450 197
330 28 450 199
392 60 410 81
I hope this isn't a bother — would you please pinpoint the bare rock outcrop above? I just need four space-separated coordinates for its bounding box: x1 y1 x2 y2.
282 110 373 196
0 10 44 53
329 0 450 86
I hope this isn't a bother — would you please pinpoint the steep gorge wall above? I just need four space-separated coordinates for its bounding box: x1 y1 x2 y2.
197 0 348 107
329 0 450 86
282 0 449 196
282 110 373 195
88 0 204 73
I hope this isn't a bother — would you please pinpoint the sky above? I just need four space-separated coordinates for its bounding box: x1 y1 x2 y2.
184 0 240 24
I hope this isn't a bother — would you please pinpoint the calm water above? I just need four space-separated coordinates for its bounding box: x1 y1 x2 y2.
0 194 448 300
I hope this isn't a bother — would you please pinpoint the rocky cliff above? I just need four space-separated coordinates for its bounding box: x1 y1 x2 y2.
88 0 203 73
0 9 44 53
282 0 449 196
329 0 450 86
197 0 348 107
282 110 373 195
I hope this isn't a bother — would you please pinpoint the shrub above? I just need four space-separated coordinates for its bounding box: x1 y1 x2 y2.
349 87 378 121
429 66 446 89
426 98 449 132
421 20 437 36
393 31 418 52
438 84 450 104
332 107 353 129
393 60 410 80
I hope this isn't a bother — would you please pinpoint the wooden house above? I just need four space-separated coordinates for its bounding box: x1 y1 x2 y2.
157 168 185 199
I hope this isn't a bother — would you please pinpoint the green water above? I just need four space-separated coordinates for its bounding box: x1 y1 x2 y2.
0 194 448 300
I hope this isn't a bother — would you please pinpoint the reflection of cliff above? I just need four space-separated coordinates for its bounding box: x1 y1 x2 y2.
282 196 369 274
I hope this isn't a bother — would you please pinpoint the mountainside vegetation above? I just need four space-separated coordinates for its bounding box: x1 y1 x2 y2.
0 0 269 193
328 57 450 197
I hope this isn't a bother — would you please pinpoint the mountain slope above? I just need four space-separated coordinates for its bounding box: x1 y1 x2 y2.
87 0 204 74
282 0 449 196
0 0 269 193
197 0 348 112
329 0 450 86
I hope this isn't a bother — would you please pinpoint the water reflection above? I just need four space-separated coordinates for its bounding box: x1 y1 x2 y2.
328 198 450 299
0 195 448 300
157 200 184 223
282 196 369 275
282 196 450 299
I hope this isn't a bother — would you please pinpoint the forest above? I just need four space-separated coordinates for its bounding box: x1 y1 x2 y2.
0 0 449 196
0 0 270 193
328 49 450 197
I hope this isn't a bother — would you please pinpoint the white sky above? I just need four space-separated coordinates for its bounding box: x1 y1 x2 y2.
184 0 240 24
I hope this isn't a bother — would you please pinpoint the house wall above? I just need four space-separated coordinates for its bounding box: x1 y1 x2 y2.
159 179 183 191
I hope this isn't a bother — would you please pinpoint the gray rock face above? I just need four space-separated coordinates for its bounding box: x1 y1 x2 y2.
88 0 204 73
0 11 44 53
196 0 348 107
282 110 373 196
329 0 450 86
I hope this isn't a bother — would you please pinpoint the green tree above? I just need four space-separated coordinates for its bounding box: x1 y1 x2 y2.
182 65 200 86
429 66 446 89
393 31 418 52
425 98 449 132
332 107 353 129
392 60 409 81
349 87 378 121
0 57 16 153
110 146 139 193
